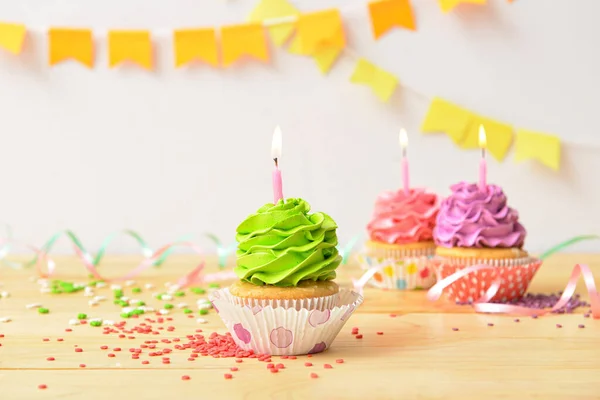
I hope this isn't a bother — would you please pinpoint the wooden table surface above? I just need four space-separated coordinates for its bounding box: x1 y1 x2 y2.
0 253 599 400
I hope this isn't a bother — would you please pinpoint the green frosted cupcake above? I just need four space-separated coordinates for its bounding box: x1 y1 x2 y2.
230 198 342 311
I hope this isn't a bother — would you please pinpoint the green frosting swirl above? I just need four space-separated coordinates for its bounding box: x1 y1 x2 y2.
235 198 342 287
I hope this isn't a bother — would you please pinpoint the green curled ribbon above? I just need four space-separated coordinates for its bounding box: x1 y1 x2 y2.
205 233 236 269
338 234 361 265
539 234 600 261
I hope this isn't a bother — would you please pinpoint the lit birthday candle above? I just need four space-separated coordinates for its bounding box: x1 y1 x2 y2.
478 125 487 191
271 126 284 203
399 128 409 195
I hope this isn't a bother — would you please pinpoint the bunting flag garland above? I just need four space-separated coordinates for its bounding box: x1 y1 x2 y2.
173 28 218 67
0 22 26 54
248 0 299 46
368 0 416 40
108 30 153 70
350 58 398 103
296 9 346 55
438 0 487 13
514 130 561 171
48 28 94 68
220 23 269 67
421 97 473 144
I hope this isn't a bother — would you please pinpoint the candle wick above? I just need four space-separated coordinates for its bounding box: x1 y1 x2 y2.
481 148 485 159
273 158 278 168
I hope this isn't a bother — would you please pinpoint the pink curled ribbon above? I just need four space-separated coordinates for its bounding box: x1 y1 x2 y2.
427 263 600 318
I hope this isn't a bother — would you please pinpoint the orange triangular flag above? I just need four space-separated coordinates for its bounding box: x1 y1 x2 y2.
0 22 26 54
220 23 269 67
296 9 345 54
173 28 218 67
48 28 94 67
108 30 152 70
369 0 416 39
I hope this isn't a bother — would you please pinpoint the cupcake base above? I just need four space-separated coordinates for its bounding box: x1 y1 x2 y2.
433 252 542 303
210 288 363 356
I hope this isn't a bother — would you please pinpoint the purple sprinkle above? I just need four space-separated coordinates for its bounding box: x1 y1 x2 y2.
578 324 585 329
514 319 520 323
452 328 459 331
531 315 538 319
487 323 494 327
556 324 562 328
491 292 589 313
584 313 590 318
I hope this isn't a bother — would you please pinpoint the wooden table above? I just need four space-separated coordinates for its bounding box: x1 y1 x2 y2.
0 254 599 399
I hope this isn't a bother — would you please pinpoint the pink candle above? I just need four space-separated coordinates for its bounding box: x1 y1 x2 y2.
272 126 284 203
399 129 409 195
478 125 487 191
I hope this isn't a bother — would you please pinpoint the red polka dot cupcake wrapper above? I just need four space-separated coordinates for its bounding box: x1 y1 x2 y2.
230 293 339 312
433 257 543 303
209 289 364 356
356 252 437 290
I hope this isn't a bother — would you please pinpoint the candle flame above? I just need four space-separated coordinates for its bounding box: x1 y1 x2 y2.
271 126 282 160
399 128 408 149
478 125 487 149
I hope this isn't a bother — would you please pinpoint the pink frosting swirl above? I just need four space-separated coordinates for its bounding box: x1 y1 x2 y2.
367 189 439 244
433 182 526 248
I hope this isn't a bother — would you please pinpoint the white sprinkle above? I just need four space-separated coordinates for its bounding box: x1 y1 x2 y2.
196 318 207 324
88 300 99 307
102 320 114 326
0 316 12 323
84 287 95 297
159 309 170 315
130 299 142 305
26 303 42 309
40 288 52 294
95 281 107 288
93 296 107 302
110 284 122 291
120 296 130 303
125 280 136 287
36 279 48 285
176 303 188 309
197 298 211 304
198 303 212 310
121 307 135 314
89 318 102 323
68 319 80 326
0 291 10 298
160 294 173 301
138 306 154 313
144 283 154 289
115 363 122 367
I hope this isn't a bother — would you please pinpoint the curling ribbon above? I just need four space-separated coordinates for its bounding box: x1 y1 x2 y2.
339 234 361 265
205 233 237 269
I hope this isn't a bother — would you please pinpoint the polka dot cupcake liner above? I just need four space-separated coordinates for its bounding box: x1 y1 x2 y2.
433 257 543 303
356 251 437 290
209 289 363 356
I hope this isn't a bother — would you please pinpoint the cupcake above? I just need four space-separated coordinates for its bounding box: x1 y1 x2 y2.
358 188 439 290
432 182 542 303
210 198 363 355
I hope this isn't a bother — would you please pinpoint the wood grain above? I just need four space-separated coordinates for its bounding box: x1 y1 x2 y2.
0 254 599 400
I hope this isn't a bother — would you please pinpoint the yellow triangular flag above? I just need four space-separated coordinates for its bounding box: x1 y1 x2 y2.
368 0 416 39
438 0 486 13
314 46 342 74
48 28 94 68
461 117 513 161
221 23 269 67
296 9 345 54
0 23 26 54
248 0 300 46
108 30 152 70
514 129 561 171
421 97 473 143
173 28 218 67
350 58 398 103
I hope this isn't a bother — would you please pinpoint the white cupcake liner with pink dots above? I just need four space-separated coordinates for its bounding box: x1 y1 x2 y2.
356 251 436 290
209 289 363 356
230 293 339 311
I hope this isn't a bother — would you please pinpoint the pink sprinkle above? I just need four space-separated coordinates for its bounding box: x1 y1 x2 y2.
335 359 344 364
270 368 279 373
224 374 233 379
38 384 47 390
46 357 55 361
107 353 115 358
79 364 86 368
230 367 238 372
43 338 49 342
307 354 312 358
100 346 108 350
389 314 397 318
276 363 285 369
355 334 363 339
514 319 520 323
376 332 384 335
181 375 190 381
65 328 72 332
142 361 149 365
487 323 494 327
289 356 297 360
452 328 459 331
75 348 83 353
324 364 333 369
310 373 318 379
304 362 313 367
267 363 274 369
57 338 64 342
235 359 243 363
556 324 563 328
578 324 585 329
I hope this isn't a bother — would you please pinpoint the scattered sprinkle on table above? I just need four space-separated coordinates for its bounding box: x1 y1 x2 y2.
38 384 47 390
38 307 49 314
310 373 319 379
452 328 459 331
556 324 563 328
578 324 585 329
224 374 233 379
304 362 312 367
487 323 494 327
336 359 344 364
514 319 520 323
324 364 333 369
181 375 190 381
355 334 363 339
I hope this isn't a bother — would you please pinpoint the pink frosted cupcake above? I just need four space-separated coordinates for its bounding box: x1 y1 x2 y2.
358 188 439 290
432 182 542 302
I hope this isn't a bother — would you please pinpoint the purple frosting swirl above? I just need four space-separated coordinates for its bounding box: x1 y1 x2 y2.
433 182 526 248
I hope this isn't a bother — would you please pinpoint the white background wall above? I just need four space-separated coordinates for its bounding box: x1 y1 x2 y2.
0 0 598 254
